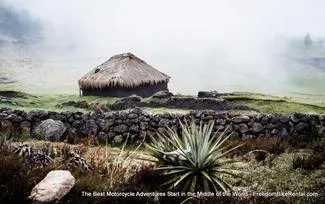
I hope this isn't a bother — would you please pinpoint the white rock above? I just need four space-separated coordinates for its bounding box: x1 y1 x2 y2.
28 170 75 202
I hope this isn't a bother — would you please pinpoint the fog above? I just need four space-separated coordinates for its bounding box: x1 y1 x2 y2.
1 0 325 95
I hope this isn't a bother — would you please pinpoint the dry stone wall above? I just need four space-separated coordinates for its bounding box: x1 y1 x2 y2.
1 107 325 145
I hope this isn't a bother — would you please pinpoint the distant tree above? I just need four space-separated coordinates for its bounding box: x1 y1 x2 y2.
304 33 313 48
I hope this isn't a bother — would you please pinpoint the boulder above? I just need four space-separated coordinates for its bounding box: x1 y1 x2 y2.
35 119 67 141
28 170 75 202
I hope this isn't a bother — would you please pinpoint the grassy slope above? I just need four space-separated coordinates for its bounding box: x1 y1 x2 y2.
1 89 325 115
221 92 325 115
0 93 117 112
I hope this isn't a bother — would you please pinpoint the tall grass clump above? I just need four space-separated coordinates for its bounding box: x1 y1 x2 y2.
145 120 244 192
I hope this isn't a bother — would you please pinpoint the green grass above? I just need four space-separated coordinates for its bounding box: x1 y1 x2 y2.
230 99 325 115
222 92 325 115
0 94 117 112
143 107 191 115
224 92 287 102
1 90 325 115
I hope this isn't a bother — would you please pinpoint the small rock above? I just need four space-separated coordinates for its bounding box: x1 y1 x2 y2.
261 116 269 125
97 119 114 131
238 123 249 133
252 122 264 133
271 128 278 134
320 115 325 121
113 135 124 145
290 113 304 123
80 119 98 136
113 124 128 133
129 124 139 133
20 120 31 128
97 131 109 143
158 118 169 127
232 115 250 123
140 122 149 130
279 116 289 123
278 127 289 138
295 122 309 132
214 125 225 131
216 118 227 125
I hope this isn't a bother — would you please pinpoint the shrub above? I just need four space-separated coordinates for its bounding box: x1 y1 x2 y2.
145 120 243 192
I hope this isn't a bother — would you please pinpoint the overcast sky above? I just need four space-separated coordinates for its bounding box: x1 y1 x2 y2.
1 0 325 94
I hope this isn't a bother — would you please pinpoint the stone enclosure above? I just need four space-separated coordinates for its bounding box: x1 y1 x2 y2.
0 107 325 145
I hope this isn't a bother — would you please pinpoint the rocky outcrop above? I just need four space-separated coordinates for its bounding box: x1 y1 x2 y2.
110 95 142 110
28 170 75 202
0 108 324 145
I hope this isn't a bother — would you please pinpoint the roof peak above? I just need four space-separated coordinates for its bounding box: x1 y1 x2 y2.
109 52 136 59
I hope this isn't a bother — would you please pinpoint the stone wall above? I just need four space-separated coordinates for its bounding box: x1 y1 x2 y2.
110 96 259 111
0 107 325 145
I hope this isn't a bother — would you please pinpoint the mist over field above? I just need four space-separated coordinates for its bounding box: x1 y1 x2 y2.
1 0 325 95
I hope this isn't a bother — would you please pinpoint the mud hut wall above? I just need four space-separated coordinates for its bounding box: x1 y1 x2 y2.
82 82 168 98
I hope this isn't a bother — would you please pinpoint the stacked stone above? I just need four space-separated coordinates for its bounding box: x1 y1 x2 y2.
1 107 325 145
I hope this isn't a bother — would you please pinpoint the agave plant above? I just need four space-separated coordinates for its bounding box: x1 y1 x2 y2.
145 119 243 192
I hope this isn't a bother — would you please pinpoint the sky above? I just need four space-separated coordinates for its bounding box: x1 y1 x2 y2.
1 0 325 95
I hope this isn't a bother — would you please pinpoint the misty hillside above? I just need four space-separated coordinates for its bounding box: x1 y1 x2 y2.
0 2 41 43
1 0 325 96
284 35 325 71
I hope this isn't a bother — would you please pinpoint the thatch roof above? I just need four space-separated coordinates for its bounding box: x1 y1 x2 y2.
78 53 170 89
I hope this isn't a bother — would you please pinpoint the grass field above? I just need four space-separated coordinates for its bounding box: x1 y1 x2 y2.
1 89 325 115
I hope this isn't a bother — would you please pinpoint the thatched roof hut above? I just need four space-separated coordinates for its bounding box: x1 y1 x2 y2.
78 53 170 98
